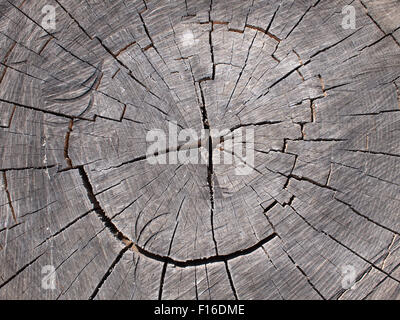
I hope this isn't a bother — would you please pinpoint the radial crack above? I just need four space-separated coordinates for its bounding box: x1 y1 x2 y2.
89 242 133 300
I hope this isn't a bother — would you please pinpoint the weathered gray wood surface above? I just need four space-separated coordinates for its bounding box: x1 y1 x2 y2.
0 0 399 300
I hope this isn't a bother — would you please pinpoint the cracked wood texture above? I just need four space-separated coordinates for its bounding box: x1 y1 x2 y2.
0 0 400 300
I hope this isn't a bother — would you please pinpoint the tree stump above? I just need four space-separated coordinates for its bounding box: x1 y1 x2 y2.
0 0 399 300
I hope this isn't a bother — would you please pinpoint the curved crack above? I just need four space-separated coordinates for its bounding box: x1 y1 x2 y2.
78 165 278 265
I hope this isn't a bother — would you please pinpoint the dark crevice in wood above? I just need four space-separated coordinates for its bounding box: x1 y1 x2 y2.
89 242 133 300
304 138 347 142
228 28 244 34
140 0 147 12
332 265 373 300
56 254 99 299
158 221 179 300
283 155 298 190
342 149 400 159
324 82 352 92
265 3 281 39
75 166 279 271
2 0 397 299
334 197 400 237
6 1 55 38
0 98 71 120
284 195 295 208
318 74 327 97
362 29 398 50
271 52 280 63
35 210 94 249
137 176 176 235
362 263 400 300
19 201 56 219
77 166 133 247
0 41 16 85
0 105 16 129
261 246 278 271
115 42 137 57
208 128 217 255
159 220 180 300
158 261 168 300
0 67 7 86
194 266 199 300
209 2 216 81
296 69 305 81
52 64 102 106
224 32 257 111
263 201 279 232
64 119 74 168
54 0 93 40
2 172 17 223
138 12 155 50
37 36 53 56
137 213 170 244
204 264 212 299
299 123 305 139
359 0 400 48
0 252 46 290
224 261 238 300
144 44 155 54
94 36 160 100
198 82 218 255
0 165 57 172
229 121 284 133
165 223 180 259
0 61 45 82
101 134 216 171
54 42 96 71
246 24 281 43
210 21 228 26
310 99 317 122
222 148 264 176
258 64 304 99
263 200 278 214
328 233 400 285
7 104 16 128
331 160 400 187
310 28 362 59
0 221 23 235
326 164 333 186
99 155 148 171
32 62 128 121
345 109 400 117
134 233 277 268
285 4 314 40
289 174 339 192
281 245 326 300
288 202 400 285
111 68 120 80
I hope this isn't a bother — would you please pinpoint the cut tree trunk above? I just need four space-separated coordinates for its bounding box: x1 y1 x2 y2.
0 0 400 300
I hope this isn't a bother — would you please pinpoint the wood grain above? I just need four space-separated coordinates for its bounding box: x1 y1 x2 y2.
0 0 399 300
